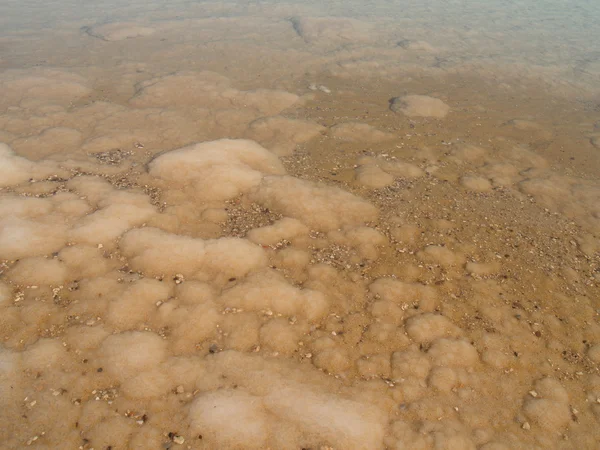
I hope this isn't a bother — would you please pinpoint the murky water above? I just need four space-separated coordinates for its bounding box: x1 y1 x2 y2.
0 1 599 449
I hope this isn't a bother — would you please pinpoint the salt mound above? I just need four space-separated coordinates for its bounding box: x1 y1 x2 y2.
0 69 91 110
417 245 466 267
591 136 600 148
451 144 488 165
247 217 309 246
84 22 156 41
461 175 492 192
220 270 328 320
330 122 394 142
428 338 479 367
390 95 450 118
265 386 387 450
149 139 285 201
0 143 59 187
405 313 462 343
522 378 571 431
97 331 167 381
71 200 156 246
290 17 373 44
6 257 67 286
189 390 269 449
130 71 299 115
0 283 11 306
0 217 68 260
190 351 389 450
245 116 325 156
106 279 171 330
369 278 438 311
504 119 552 140
251 175 378 231
355 164 394 188
10 127 82 160
120 227 267 281
354 156 424 189
328 226 388 260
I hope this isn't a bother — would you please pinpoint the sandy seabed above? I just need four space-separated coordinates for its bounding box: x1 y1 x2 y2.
0 2 600 449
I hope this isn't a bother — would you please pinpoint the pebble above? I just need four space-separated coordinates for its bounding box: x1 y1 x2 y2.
173 274 185 284
529 390 538 398
522 422 531 430
173 435 185 445
176 385 184 394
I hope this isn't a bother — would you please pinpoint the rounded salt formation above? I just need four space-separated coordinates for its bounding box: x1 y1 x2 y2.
251 175 378 231
390 95 450 118
220 270 328 321
312 337 351 374
119 227 267 281
106 279 171 330
245 116 325 156
247 217 309 246
369 278 438 312
189 390 269 449
588 344 600 363
466 261 501 277
356 354 391 379
260 318 305 354
427 367 458 392
355 163 394 188
329 122 394 142
522 378 571 431
0 217 68 260
427 338 479 367
84 22 156 41
149 139 286 201
417 245 466 268
0 143 62 187
6 257 68 286
404 313 462 343
11 127 82 160
97 331 167 381
461 175 492 192
130 71 299 115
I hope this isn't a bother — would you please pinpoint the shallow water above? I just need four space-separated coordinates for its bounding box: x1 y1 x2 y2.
0 1 599 449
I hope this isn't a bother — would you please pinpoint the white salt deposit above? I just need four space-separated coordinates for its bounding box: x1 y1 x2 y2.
149 139 285 201
247 217 309 246
390 95 450 118
120 227 267 281
252 175 378 230
85 22 156 41
245 116 325 156
0 143 59 187
330 122 394 142
97 331 167 381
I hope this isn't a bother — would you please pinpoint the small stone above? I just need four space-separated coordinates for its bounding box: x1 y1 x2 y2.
173 435 185 445
176 385 184 394
522 422 531 430
529 390 538 398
